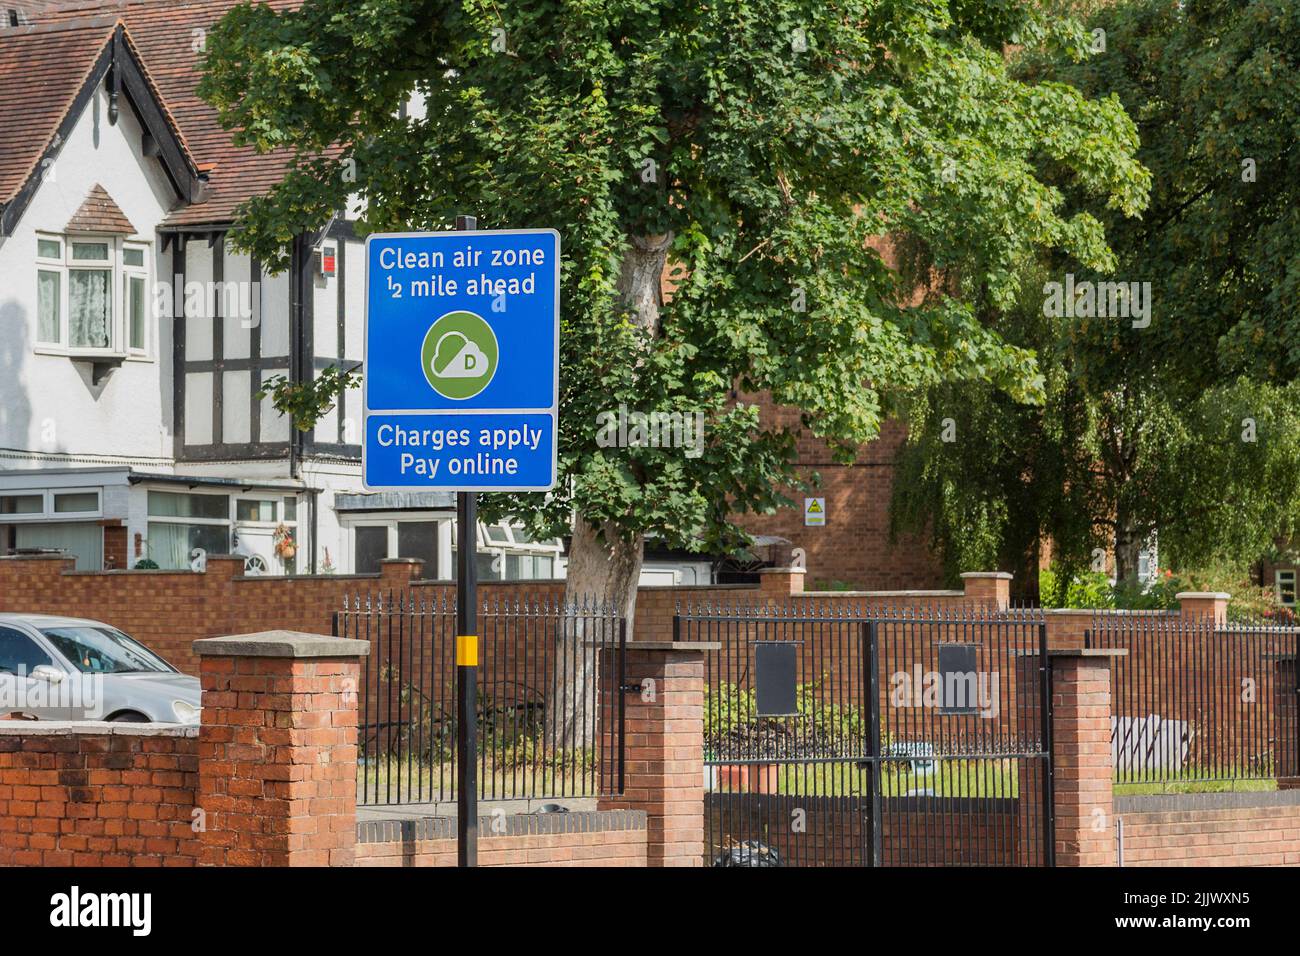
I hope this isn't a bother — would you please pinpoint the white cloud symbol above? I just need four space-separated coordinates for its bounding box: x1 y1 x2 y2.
432 331 490 379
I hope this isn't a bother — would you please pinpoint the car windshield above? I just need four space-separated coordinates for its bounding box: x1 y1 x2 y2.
39 626 174 675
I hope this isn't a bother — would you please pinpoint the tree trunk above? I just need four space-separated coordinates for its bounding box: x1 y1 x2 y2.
546 232 670 752
1113 518 1144 586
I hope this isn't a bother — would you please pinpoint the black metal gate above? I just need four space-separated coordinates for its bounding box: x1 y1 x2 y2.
678 604 1053 867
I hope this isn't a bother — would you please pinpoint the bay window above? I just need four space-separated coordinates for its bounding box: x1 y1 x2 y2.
33 233 152 358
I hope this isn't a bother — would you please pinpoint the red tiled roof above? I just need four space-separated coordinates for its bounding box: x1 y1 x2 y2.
66 182 138 233
0 16 117 204
25 0 305 228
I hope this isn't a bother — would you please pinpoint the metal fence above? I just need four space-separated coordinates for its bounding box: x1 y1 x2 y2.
1087 614 1300 786
677 602 1053 867
335 592 625 806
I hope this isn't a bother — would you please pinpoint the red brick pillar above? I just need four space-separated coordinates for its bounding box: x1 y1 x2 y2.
757 567 805 600
379 557 426 587
1176 591 1229 624
1050 649 1124 866
961 571 1012 610
598 641 717 866
193 631 369 866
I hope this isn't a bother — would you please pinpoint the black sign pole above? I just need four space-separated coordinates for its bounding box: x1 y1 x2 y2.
454 214 478 868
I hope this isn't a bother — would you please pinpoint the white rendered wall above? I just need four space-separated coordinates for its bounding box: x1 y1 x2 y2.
0 84 176 466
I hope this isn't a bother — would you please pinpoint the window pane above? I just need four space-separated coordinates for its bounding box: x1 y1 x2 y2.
511 524 536 544
283 497 298 521
146 522 229 569
147 490 228 519
535 555 553 578
476 551 501 581
122 247 145 267
0 627 53 674
355 526 388 575
71 242 108 261
0 494 42 514
37 238 61 259
505 553 527 580
129 275 146 350
14 521 103 571
69 269 111 348
53 492 98 513
235 499 276 522
486 524 510 544
397 521 437 578
37 270 60 343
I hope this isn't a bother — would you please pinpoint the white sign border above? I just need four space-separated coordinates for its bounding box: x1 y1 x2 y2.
361 227 561 493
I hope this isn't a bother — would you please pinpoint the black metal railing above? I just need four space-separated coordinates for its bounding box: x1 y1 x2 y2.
677 601 1052 867
336 592 625 806
1087 613 1300 787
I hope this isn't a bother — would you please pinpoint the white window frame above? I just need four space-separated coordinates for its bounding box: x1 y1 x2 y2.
1277 570 1297 608
122 242 150 358
32 234 154 361
450 520 564 581
344 515 450 576
34 233 63 347
0 487 102 522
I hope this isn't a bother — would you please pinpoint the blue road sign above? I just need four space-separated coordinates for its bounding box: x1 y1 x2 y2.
362 228 559 491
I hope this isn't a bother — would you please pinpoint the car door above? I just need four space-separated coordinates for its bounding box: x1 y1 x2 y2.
0 625 72 719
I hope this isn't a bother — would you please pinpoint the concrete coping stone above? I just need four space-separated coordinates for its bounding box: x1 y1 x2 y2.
0 720 197 737
1046 647 1128 658
1174 591 1231 600
1115 790 1300 813
795 590 965 598
960 572 1014 580
356 809 647 843
1041 607 1174 616
582 640 723 651
624 640 722 651
194 630 371 658
757 567 805 575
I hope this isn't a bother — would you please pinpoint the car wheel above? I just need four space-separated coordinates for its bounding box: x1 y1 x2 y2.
108 711 150 723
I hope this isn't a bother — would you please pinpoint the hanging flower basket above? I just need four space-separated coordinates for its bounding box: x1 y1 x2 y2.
272 523 297 560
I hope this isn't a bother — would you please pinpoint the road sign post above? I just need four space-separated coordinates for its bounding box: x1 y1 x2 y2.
453 215 477 868
363 217 560 868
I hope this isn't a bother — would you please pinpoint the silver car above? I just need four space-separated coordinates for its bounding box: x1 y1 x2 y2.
0 614 200 723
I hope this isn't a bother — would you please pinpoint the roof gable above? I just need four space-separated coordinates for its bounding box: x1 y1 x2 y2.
20 0 305 230
0 17 199 236
65 182 137 234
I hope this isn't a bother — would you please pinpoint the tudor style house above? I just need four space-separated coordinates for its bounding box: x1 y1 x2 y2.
0 0 1121 596
0 1 578 578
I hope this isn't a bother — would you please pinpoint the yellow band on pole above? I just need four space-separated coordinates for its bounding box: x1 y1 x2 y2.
456 635 479 667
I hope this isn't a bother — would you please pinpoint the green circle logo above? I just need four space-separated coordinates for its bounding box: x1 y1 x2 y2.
421 311 499 400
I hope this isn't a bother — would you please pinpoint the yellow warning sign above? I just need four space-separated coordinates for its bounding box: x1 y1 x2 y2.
804 497 826 527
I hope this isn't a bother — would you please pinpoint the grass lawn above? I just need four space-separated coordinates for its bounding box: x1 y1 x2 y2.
358 752 598 802
708 758 1026 798
1113 776 1277 796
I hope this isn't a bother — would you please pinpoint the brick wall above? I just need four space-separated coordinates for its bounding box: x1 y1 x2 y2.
0 554 977 675
705 794 1020 866
0 723 199 867
1116 793 1300 866
355 811 647 867
733 418 944 590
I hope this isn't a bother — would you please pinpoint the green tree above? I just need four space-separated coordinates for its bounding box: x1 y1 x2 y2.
893 0 1300 598
199 1 1146 653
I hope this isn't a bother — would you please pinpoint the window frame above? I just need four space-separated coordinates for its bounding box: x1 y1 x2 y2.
0 488 101 522
1277 570 1298 608
31 234 154 361
122 242 150 357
